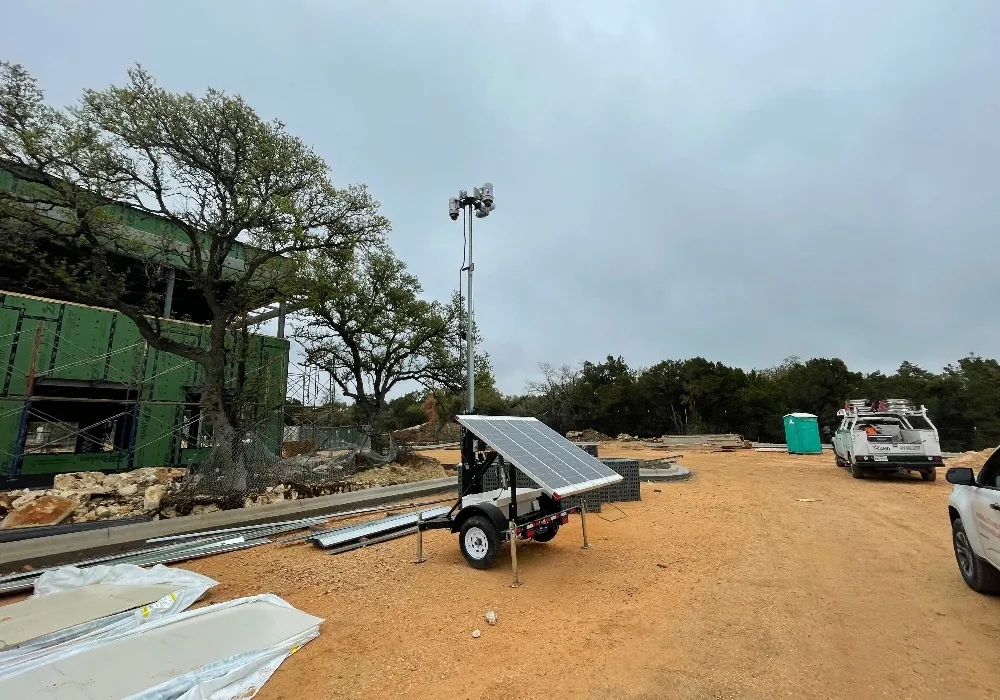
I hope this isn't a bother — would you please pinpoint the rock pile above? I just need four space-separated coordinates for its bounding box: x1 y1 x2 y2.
565 429 613 442
0 453 452 527
392 420 461 445
0 467 185 528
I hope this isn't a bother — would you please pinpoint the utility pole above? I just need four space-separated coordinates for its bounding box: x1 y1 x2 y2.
448 184 495 414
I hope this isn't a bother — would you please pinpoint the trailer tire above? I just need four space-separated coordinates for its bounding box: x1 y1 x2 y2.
920 468 937 482
531 523 560 543
850 460 867 479
460 515 500 570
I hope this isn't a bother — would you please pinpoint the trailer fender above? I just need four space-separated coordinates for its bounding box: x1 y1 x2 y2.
451 502 508 535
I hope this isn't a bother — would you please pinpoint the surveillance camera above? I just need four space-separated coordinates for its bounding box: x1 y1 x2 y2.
448 197 459 221
474 202 489 218
480 182 494 209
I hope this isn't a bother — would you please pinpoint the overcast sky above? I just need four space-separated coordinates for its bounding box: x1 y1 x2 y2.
3 0 1000 394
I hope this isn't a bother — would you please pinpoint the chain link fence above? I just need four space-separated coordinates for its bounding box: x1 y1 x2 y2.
171 410 401 506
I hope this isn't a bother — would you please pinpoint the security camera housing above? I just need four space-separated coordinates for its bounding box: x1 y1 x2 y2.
480 182 494 209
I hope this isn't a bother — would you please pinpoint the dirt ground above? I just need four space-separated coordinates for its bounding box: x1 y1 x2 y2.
83 449 1000 698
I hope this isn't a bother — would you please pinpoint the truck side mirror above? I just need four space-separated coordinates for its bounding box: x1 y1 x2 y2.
946 467 975 486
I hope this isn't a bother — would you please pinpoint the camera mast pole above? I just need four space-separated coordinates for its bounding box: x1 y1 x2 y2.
448 184 494 416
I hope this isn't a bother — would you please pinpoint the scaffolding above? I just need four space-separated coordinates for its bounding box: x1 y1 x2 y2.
283 362 360 456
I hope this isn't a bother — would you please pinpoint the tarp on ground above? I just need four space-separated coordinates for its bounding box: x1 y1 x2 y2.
0 564 216 672
0 594 322 700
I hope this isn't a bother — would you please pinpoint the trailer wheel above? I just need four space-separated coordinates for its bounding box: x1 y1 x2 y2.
531 523 560 543
460 515 500 569
850 460 867 479
920 468 937 482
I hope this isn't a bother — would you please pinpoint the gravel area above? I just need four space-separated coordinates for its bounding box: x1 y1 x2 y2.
128 450 1000 698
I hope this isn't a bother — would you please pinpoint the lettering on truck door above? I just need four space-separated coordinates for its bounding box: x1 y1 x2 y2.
971 450 1000 570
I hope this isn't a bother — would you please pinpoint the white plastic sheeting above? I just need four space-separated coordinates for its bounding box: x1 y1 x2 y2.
0 564 216 673
0 594 322 700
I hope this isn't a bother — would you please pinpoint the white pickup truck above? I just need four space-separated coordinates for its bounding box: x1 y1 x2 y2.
946 449 1000 594
832 399 943 481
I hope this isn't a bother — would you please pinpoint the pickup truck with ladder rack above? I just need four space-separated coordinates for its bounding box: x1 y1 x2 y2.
832 399 943 481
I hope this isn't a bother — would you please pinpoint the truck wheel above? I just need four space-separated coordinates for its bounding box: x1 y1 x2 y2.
834 455 846 468
952 517 1000 594
920 468 937 482
850 460 867 479
460 515 500 570
531 523 560 543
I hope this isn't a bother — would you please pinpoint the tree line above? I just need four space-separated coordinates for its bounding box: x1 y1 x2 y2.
368 354 1000 453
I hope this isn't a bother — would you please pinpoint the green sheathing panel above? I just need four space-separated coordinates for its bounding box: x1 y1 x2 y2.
0 399 23 477
21 452 127 475
0 292 290 478
0 167 294 281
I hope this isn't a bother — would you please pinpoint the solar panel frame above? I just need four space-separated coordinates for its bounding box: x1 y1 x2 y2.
457 415 623 498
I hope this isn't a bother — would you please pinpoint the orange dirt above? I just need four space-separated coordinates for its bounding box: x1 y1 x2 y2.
68 451 1000 698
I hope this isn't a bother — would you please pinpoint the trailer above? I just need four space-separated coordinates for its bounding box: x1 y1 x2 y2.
419 415 624 570
832 399 943 480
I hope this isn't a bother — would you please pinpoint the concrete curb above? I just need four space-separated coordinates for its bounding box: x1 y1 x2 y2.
639 466 692 482
0 477 458 574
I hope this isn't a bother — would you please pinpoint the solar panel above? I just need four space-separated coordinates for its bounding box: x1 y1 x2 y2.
456 416 623 498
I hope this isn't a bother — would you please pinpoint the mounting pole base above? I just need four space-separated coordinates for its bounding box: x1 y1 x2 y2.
580 503 592 550
413 513 426 564
509 521 521 587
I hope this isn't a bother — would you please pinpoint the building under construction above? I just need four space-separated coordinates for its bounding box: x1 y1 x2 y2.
0 165 290 482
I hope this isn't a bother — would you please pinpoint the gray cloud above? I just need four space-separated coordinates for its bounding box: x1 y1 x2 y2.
4 0 999 393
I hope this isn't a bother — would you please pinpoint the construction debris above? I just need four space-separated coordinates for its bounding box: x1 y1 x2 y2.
0 456 449 527
565 429 613 442
645 434 749 450
344 456 449 488
485 611 498 626
392 420 462 445
0 516 321 596
310 505 452 550
0 468 185 528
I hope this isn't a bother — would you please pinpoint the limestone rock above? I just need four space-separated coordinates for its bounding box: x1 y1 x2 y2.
1 495 78 529
143 485 167 513
11 492 42 509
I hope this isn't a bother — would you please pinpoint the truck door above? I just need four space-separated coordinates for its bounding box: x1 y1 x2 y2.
971 449 1000 569
834 416 851 458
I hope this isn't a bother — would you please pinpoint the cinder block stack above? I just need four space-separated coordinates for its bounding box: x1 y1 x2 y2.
459 454 642 514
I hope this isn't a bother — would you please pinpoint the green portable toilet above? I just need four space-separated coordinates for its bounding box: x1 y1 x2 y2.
783 413 823 454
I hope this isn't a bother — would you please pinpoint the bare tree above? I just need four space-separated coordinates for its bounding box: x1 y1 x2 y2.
525 362 582 427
